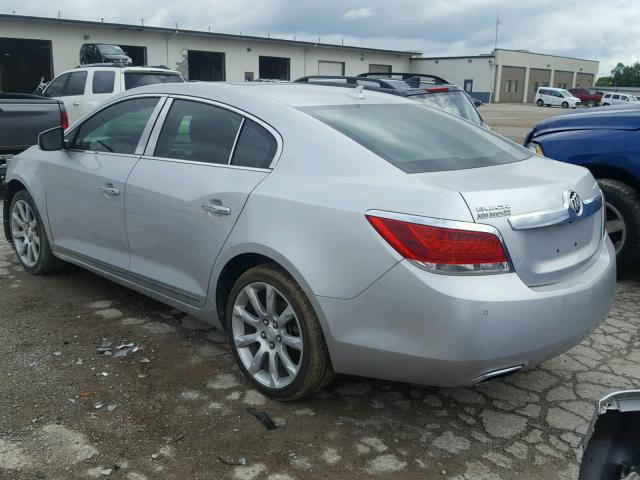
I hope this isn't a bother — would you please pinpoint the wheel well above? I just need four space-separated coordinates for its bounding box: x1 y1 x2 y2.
2 180 26 242
585 164 640 191
215 253 281 329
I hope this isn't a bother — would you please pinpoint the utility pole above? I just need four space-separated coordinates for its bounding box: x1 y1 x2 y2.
494 10 500 52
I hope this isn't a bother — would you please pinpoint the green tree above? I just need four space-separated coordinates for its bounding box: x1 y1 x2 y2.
596 76 613 86
610 61 640 87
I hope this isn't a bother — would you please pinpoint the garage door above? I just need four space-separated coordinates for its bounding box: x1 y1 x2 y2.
554 70 573 89
499 66 526 103
527 68 551 103
0 37 52 93
318 61 344 76
576 73 594 88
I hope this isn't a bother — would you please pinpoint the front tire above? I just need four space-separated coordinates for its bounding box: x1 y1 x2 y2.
226 263 334 400
9 189 65 275
562 101 569 108
599 179 640 278
536 99 544 107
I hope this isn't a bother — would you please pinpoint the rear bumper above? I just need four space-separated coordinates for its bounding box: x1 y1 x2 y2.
318 237 616 386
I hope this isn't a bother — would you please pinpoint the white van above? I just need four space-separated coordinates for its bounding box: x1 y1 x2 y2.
601 92 640 106
534 87 581 108
40 65 184 123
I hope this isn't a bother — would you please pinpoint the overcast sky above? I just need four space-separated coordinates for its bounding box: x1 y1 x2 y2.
3 0 639 76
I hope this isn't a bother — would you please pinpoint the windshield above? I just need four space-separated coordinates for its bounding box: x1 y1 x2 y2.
124 72 184 90
97 45 126 55
406 91 483 125
559 89 573 98
301 103 529 173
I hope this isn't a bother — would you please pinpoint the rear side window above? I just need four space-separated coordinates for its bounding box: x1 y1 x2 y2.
64 71 87 96
231 119 277 168
408 91 482 125
613 94 620 100
302 104 529 173
92 71 115 94
73 97 158 154
125 72 183 90
43 73 69 97
154 99 242 164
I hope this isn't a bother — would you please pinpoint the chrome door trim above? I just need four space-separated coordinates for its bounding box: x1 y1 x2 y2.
143 97 174 157
508 192 603 231
135 96 167 155
228 117 245 164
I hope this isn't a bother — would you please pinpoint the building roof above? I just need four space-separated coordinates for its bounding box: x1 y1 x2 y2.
0 13 420 56
415 49 598 64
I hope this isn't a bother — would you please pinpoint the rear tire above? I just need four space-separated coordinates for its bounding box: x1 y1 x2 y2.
562 101 569 108
603 103 610 106
598 179 640 278
536 99 544 107
226 263 335 401
9 189 66 275
587 100 595 108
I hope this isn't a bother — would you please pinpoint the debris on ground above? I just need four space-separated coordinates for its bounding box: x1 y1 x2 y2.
246 407 277 431
151 453 160 460
218 456 247 466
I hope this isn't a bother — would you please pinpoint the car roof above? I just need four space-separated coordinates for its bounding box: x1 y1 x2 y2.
125 81 415 107
63 65 181 74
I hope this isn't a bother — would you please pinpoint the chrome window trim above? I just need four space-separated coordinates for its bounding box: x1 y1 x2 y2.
143 94 283 169
228 117 246 164
137 155 272 173
508 192 603 231
365 209 515 274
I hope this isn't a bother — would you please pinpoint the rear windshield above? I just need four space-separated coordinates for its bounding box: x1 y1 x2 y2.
301 103 530 173
124 72 183 90
407 90 482 125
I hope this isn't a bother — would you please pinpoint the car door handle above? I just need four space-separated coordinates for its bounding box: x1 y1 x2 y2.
202 201 231 216
99 184 120 197
72 101 80 106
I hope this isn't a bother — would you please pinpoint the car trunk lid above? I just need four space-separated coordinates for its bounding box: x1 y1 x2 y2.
415 156 604 286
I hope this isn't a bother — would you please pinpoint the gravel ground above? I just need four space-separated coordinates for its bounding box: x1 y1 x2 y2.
1 104 639 480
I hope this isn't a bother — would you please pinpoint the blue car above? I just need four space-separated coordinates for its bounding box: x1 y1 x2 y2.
525 104 640 276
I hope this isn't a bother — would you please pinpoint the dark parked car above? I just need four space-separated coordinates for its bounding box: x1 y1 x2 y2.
80 44 132 65
525 103 640 276
294 75 486 127
0 93 68 181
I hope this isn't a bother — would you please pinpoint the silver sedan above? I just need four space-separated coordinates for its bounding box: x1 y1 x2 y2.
2 82 616 400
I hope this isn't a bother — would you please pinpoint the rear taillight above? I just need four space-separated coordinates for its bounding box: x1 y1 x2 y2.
60 105 69 130
366 214 511 274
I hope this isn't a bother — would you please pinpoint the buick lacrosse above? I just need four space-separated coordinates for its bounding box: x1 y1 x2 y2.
3 83 616 400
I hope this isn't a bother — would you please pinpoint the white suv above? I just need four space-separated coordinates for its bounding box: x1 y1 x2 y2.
601 92 640 106
40 65 184 123
534 87 581 108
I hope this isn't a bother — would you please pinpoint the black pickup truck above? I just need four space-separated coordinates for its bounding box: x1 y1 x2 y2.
0 93 67 181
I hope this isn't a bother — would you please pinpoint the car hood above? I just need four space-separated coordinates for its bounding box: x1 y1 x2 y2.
527 104 640 143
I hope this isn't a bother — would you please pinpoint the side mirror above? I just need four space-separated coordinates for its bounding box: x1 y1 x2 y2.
580 390 640 479
474 99 482 107
38 126 65 151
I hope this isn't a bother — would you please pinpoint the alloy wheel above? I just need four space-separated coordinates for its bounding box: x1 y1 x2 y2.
605 201 626 255
231 282 303 389
11 200 40 267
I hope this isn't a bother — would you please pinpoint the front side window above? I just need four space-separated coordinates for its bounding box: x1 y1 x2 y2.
613 94 620 100
64 71 87 96
72 97 158 154
154 100 242 164
43 73 69 97
302 104 530 173
92 71 115 94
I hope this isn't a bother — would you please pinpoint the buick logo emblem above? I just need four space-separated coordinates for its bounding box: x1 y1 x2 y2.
568 190 583 216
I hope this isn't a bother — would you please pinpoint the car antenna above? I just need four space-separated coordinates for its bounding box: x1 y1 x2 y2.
347 85 365 100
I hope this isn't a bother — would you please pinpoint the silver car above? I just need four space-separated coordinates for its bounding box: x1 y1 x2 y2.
2 83 616 400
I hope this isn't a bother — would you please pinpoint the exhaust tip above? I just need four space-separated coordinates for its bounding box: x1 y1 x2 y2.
472 365 523 385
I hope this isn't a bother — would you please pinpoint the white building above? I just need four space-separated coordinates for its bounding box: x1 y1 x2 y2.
412 49 600 103
0 13 415 92
0 14 601 104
